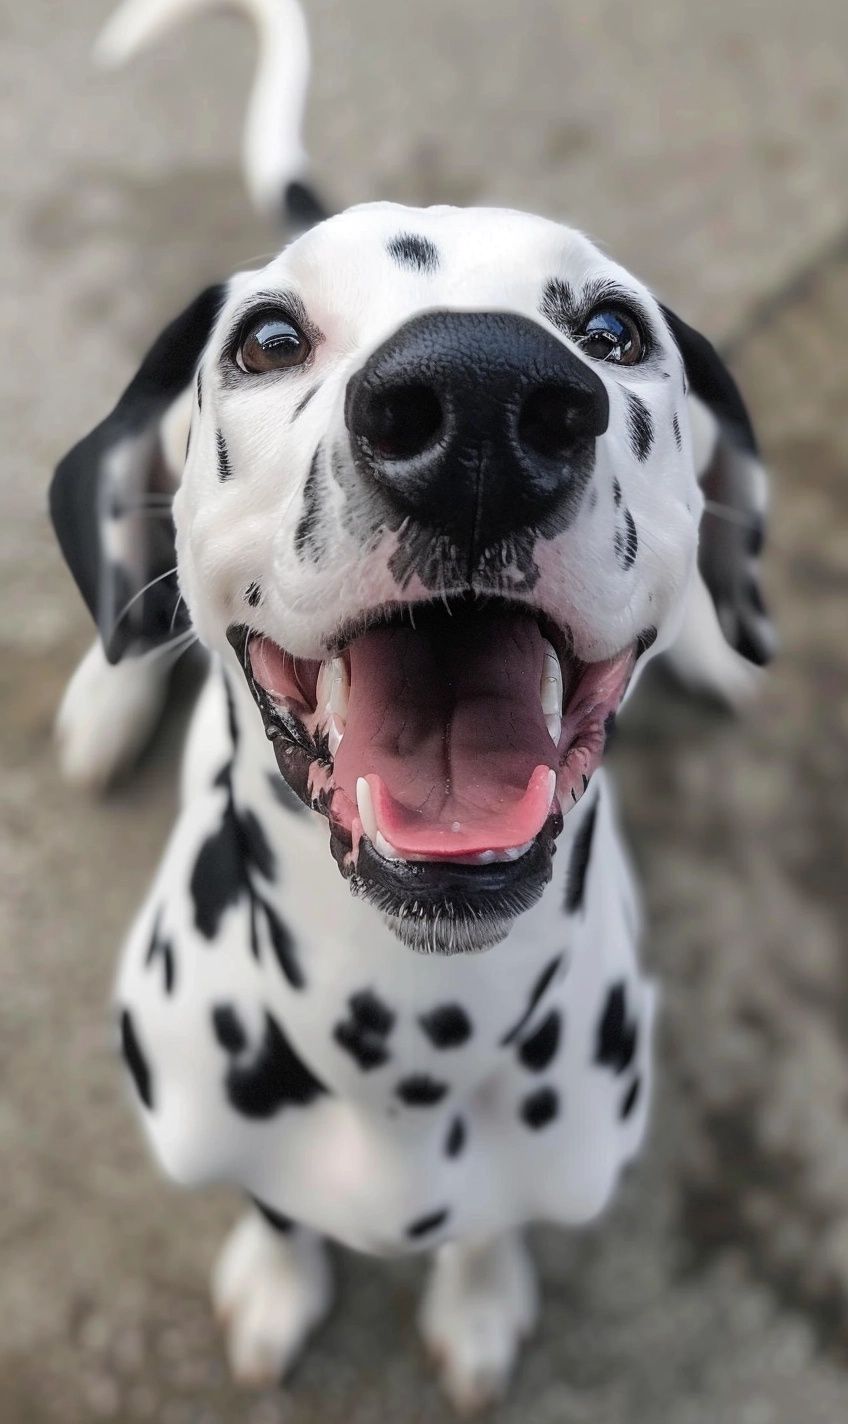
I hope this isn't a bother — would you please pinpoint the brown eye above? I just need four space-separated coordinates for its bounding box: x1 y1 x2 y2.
577 307 644 366
236 311 311 374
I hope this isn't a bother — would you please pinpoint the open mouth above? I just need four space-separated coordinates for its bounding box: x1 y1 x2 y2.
230 598 634 953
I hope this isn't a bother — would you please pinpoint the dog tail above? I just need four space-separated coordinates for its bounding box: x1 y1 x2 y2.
94 0 327 227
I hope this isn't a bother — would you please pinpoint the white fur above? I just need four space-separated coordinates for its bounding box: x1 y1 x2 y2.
211 1211 333 1384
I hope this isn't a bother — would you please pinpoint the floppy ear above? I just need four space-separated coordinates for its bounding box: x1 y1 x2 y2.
661 305 776 669
49 284 226 663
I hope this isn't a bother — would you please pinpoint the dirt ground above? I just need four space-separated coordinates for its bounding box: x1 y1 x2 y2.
2 2 848 1420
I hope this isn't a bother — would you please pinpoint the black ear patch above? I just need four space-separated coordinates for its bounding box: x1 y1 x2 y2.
284 180 329 232
387 233 440 274
50 284 226 662
662 304 774 668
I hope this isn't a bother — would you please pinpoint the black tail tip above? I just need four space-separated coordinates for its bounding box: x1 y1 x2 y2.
284 180 329 233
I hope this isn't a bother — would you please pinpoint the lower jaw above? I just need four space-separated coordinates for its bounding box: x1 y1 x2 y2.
329 813 562 955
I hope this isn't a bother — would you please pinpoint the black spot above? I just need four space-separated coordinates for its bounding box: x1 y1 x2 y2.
672 413 682 449
445 1116 466 1158
612 476 623 507
196 369 203 412
406 1207 449 1240
266 771 306 816
212 1003 247 1054
520 1086 559 1130
539 276 577 333
614 507 638 570
221 1011 327 1118
635 626 657 659
216 430 233 481
253 1197 295 1233
350 990 395 1037
284 180 328 232
334 1020 389 1071
144 913 175 995
294 447 324 561
120 1009 153 1109
334 989 395 1072
564 799 598 914
518 1010 562 1073
747 578 767 618
418 1004 472 1049
245 580 262 608
190 805 247 938
624 390 654 462
396 1075 448 1107
733 621 772 668
620 1076 641 1120
292 384 319 420
595 983 638 1076
261 899 303 989
500 956 562 1046
387 233 440 274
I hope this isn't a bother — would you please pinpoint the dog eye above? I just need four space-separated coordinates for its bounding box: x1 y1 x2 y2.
577 307 643 366
236 311 311 374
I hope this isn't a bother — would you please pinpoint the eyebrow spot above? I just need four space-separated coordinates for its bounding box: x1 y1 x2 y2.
387 233 440 274
540 276 577 332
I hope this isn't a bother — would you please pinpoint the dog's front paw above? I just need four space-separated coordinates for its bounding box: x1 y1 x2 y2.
419 1231 538 1415
211 1213 333 1386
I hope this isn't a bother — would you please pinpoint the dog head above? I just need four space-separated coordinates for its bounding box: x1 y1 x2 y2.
51 203 773 952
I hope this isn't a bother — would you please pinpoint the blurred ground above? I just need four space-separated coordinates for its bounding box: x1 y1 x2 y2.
2 1 848 1420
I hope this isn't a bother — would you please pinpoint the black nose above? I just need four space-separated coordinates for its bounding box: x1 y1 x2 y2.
345 310 608 550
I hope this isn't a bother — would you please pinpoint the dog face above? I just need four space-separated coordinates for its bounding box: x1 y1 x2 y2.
174 204 695 948
52 202 772 953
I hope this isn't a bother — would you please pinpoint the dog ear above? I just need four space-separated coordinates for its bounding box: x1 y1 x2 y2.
49 284 226 663
661 305 776 668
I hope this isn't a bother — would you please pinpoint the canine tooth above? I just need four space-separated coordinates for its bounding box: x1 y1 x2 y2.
540 641 563 745
327 714 344 756
317 657 349 719
356 777 377 842
545 712 562 745
540 642 563 714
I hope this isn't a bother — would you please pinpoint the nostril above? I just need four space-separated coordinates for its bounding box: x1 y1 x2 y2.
363 384 443 460
518 384 587 460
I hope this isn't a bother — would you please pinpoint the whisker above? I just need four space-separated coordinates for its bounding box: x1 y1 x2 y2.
110 565 178 636
702 498 762 532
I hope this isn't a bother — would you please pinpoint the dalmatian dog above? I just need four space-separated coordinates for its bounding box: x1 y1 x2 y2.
51 0 774 1410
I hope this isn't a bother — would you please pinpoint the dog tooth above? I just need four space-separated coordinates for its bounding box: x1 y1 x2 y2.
355 777 377 842
374 831 402 861
540 641 563 715
327 714 344 756
544 712 562 745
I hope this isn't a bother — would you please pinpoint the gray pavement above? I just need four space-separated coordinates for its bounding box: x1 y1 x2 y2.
2 2 848 1420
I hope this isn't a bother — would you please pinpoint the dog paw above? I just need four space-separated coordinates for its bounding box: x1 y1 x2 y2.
211 1213 333 1387
55 640 171 791
419 1232 538 1414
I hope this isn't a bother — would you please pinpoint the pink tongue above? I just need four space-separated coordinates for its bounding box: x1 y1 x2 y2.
332 609 558 858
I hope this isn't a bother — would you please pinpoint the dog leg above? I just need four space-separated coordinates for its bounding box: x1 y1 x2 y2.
211 1210 333 1386
419 1230 539 1415
55 639 176 791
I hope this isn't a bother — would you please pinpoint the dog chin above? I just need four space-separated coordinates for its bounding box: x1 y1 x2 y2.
381 909 514 956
